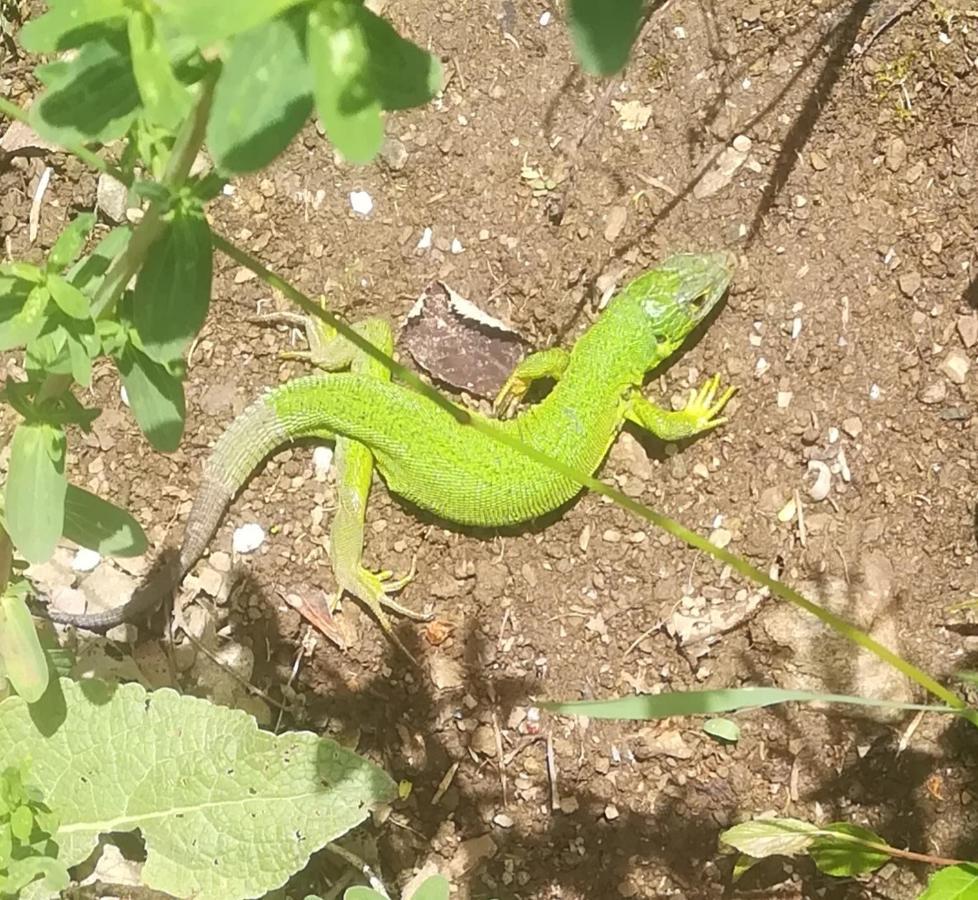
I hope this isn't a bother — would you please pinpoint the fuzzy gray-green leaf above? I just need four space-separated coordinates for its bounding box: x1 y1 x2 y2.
0 679 397 900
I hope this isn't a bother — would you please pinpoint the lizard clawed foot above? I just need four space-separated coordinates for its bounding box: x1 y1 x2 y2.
681 374 737 432
332 559 428 667
493 376 529 418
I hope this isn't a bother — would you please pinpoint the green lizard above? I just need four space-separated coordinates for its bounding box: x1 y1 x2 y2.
44 252 736 643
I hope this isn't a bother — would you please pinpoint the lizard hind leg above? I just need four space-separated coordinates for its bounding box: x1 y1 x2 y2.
327 436 430 665
493 346 570 417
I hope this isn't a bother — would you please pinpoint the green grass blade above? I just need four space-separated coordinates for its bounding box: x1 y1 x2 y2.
541 687 959 720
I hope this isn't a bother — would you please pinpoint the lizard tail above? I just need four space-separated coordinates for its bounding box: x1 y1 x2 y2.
43 394 291 631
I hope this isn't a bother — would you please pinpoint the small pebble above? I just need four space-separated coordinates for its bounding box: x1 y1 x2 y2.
810 151 828 171
919 381 947 404
709 528 732 548
559 796 580 814
416 227 433 250
605 804 620 821
957 314 978 349
807 460 831 501
493 813 514 828
777 498 796 523
841 416 863 438
885 136 907 172
208 551 231 572
898 270 921 297
602 529 621 543
941 349 970 385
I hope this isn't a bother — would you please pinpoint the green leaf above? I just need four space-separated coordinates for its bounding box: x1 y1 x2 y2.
32 36 140 145
0 591 49 704
0 262 43 283
731 854 759 882
46 213 95 273
46 275 91 320
359 10 443 111
919 864 978 899
307 3 384 164
114 346 186 451
156 0 308 46
410 874 451 900
5 423 67 564
19 0 125 52
344 889 385 900
567 0 644 75
0 285 50 352
66 332 93 387
24 324 72 378
3 855 71 896
810 823 890 877
702 717 740 743
0 678 397 900
63 484 148 557
541 686 959 720
719 818 819 858
207 13 312 173
133 206 213 364
10 804 33 841
68 225 132 305
128 10 191 130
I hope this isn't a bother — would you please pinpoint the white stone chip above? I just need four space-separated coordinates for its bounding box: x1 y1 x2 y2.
232 523 266 554
312 446 334 478
72 548 102 572
349 190 373 215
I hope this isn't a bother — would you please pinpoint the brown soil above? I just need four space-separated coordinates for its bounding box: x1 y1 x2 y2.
4 1 978 898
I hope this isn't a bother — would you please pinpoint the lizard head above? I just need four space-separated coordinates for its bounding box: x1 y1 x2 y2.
638 251 734 355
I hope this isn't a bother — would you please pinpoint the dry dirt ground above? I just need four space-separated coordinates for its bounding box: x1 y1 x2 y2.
3 0 978 898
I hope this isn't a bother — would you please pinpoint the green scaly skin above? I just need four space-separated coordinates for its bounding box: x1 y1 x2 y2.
44 252 736 637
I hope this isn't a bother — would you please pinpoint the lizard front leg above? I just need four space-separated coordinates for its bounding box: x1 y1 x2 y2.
625 374 735 441
494 347 570 416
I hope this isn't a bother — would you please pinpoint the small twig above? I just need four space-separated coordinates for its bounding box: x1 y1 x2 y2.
28 165 51 242
501 734 544 767
491 707 508 807
898 709 925 755
324 843 391 900
855 0 924 57
176 624 290 712
795 489 807 547
546 732 559 811
430 761 459 806
273 641 304 734
623 620 663 658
